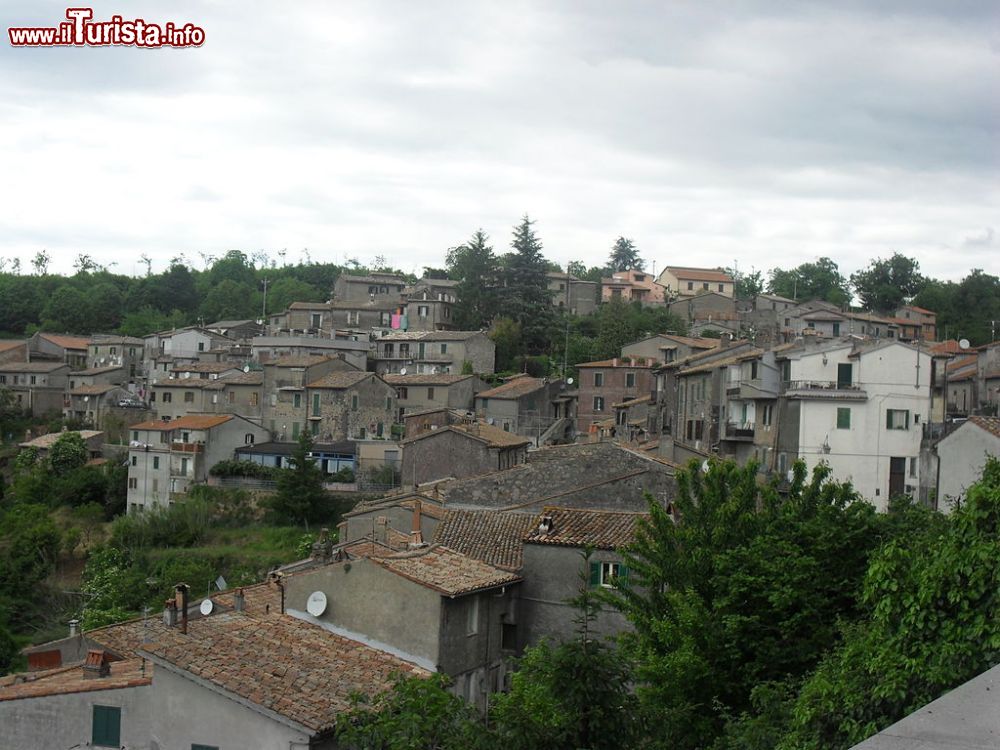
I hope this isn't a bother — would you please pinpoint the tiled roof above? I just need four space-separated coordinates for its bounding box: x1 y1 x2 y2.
0 361 68 373
171 362 240 373
970 417 1000 440
206 319 257 327
69 384 117 395
371 545 521 596
20 430 103 449
38 333 89 350
476 376 547 399
307 371 373 389
141 612 428 733
90 335 145 345
287 301 332 310
613 394 652 408
337 273 407 284
523 507 648 550
433 510 536 571
73 365 124 376
328 299 399 311
202 371 264 389
383 374 474 386
0 659 151 702
899 304 936 315
679 348 763 376
401 421 531 449
130 414 233 431
379 330 483 341
0 339 25 352
577 357 655 368
664 266 733 283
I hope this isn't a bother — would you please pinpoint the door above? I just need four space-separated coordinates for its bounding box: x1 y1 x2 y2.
889 457 906 498
837 363 852 388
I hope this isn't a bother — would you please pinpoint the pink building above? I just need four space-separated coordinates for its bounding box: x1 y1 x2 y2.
601 270 667 306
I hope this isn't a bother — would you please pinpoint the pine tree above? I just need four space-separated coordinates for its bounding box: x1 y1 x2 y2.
269 432 326 527
446 229 501 329
499 215 554 354
607 237 643 272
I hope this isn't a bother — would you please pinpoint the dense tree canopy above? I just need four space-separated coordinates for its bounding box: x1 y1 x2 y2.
850 252 925 313
446 229 501 330
768 257 851 306
607 236 643 272
498 216 555 354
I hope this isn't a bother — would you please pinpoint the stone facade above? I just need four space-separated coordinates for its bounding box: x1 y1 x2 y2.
384 374 485 418
576 357 655 436
401 423 530 486
305 372 398 442
373 331 495 375
546 272 598 316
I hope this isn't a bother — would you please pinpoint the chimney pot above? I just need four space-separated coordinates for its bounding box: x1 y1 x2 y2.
233 588 245 613
69 619 80 638
163 599 178 627
82 649 111 679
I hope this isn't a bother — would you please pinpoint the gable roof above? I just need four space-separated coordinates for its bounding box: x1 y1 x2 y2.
0 361 69 373
141 612 428 734
370 545 522 596
69 384 118 396
20 430 104 449
267 355 336 368
171 362 241 373
577 357 655 369
476 376 548 399
523 506 648 550
969 417 1000 440
37 333 90 350
400 421 531 449
307 371 374 389
664 266 733 283
433 510 536 571
0 340 26 352
0 658 150 703
379 330 484 342
382 374 476 386
130 414 233 431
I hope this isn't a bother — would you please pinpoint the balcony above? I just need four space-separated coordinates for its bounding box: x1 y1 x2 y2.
782 380 867 401
724 422 755 441
171 441 205 453
726 379 778 400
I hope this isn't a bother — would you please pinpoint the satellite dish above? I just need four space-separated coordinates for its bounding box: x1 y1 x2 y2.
566 377 574 385
83 396 89 403
487 418 495 425
399 368 407 375
959 338 970 350
307 590 328 617
243 364 251 373
200 599 214 616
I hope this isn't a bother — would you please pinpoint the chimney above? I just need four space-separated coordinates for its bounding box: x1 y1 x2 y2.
410 500 424 546
232 588 245 613
720 333 732 349
68 619 80 638
375 516 389 544
175 583 190 634
612 357 619 367
163 598 178 627
538 514 553 534
82 649 111 680
337 520 348 541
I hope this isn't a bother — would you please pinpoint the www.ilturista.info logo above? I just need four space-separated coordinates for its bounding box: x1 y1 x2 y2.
9 8 205 47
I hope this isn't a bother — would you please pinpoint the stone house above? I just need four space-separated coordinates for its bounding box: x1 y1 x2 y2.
126 414 270 511
400 421 531 486
304 370 397 442
200 371 265 423
668 292 739 336
27 332 89 369
575 357 655 436
87 335 144 379
401 278 459 331
373 330 495 375
142 326 233 373
0 361 70 416
67 365 128 390
657 266 735 299
0 339 28 366
621 333 719 365
384 373 485 419
261 355 358 440
269 300 337 335
20 430 105 461
329 299 400 332
148 370 247 422
601 269 667 305
473 375 572 444
333 272 407 303
63 384 135 428
204 318 263 340
401 406 469 439
895 304 937 341
284 543 521 710
250 335 369 371
546 272 598 316
520 507 645 645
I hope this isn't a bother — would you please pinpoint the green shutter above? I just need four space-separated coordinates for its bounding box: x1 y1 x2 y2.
589 562 600 587
886 410 892 429
92 705 121 747
837 408 850 429
905 411 910 429
618 565 630 588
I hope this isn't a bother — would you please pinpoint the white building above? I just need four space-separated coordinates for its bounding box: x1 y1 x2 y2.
933 416 1000 511
776 340 932 510
126 414 270 512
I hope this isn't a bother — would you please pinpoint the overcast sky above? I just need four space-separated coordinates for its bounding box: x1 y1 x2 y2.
1 1 997 281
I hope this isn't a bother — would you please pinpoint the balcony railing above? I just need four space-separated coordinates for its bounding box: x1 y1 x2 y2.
171 441 204 453
782 380 867 400
724 422 755 440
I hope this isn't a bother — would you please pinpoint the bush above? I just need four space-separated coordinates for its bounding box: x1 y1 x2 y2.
110 499 213 551
209 459 280 480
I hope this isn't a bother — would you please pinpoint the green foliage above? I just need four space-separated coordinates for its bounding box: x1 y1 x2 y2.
590 299 687 361
336 673 490 750
110 499 213 552
0 503 61 629
0 620 19 675
48 431 90 477
446 229 501 330
782 458 1000 749
850 253 924 313
489 317 523 373
727 266 765 299
209 459 280 480
268 432 328 526
607 236 643 272
912 269 1000 345
768 257 851 306
499 216 555 354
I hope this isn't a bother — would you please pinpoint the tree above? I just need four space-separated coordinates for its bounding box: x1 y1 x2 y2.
199 279 259 322
607 237 643 272
446 229 501 330
0 504 61 629
727 266 765 299
48 431 89 477
488 317 522 373
607 458 929 750
73 254 98 274
566 260 605 284
913 270 1000 345
268 432 327 527
782 459 1000 750
768 258 850 305
41 285 91 333
850 253 924 313
267 277 323 315
31 250 50 275
499 216 555 354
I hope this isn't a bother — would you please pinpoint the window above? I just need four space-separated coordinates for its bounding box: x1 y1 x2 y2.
184 391 194 403
351 394 358 411
152 478 159 493
761 404 773 426
398 387 408 400
198 342 205 352
501 620 517 651
192 745 220 750
182 431 190 443
440 343 448 354
152 457 160 470
594 372 604 387
162 392 172 403
780 360 791 382
249 392 259 407
149 392 156 402
625 372 636 388
418 305 429 317
702 282 709 290
590 561 628 588
718 283 725 292
130 456 137 467
593 396 604 411
909 457 917 477
466 597 479 635
128 477 138 489
311 312 322 328
427 387 435 400
886 409 910 430
30 375 36 385
687 281 694 291
480 397 488 409
837 407 851 429
837 363 853 388
92 705 121 747
313 393 322 416
292 422 300 439
227 391 236 404
293 393 302 408
832 322 841 336
245 433 255 445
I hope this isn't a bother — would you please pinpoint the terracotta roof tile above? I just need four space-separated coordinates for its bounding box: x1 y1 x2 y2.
379 331 483 341
171 362 241 373
0 340 25 352
202 372 264 390
141 612 428 732
38 333 90 350
476 376 547 399
664 266 734 283
524 507 648 550
0 361 69 373
307 371 373 389
970 417 1000 440
383 374 475 386
20 430 103 449
268 355 336 368
401 421 531 449
0 659 151 702
432 510 536 571
130 414 233 431
371 545 521 596
577 357 655 368
69 384 117 395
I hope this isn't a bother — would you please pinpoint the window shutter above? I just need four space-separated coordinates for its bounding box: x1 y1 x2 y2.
619 565 630 588
589 562 600 587
905 411 910 429
886 410 891 429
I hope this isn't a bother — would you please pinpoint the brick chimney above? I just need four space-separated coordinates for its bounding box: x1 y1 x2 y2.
409 500 424 547
174 583 190 634
232 588 245 613
163 598 178 627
